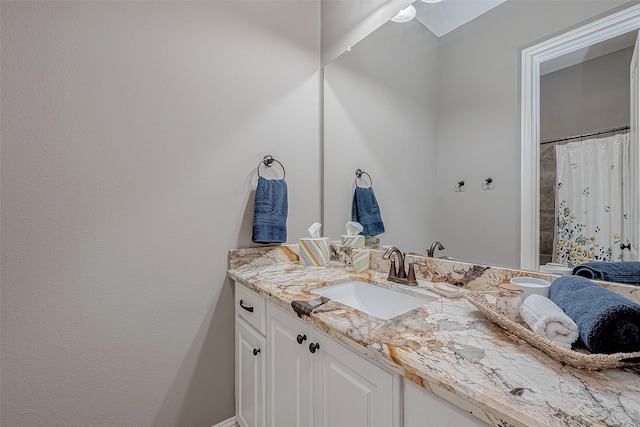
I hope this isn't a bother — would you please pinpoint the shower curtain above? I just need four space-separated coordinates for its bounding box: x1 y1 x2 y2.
554 133 631 267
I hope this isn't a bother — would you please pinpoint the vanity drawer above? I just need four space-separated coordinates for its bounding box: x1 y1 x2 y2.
235 283 266 335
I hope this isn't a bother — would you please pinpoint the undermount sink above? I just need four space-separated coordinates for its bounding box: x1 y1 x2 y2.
312 281 434 320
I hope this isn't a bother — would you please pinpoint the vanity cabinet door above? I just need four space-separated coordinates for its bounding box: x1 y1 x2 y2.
236 315 266 427
403 379 488 426
266 303 313 427
312 330 399 427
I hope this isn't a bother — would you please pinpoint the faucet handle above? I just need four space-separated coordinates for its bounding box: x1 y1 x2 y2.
395 252 407 279
406 262 426 286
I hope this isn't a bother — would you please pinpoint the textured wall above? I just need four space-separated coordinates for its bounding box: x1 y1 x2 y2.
0 1 320 426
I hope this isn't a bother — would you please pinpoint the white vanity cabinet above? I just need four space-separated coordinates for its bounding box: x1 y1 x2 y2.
312 330 399 427
265 303 313 427
403 379 488 426
234 282 400 427
235 285 267 427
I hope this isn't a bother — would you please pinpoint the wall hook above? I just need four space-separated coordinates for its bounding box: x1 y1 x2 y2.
482 177 494 190
455 180 465 192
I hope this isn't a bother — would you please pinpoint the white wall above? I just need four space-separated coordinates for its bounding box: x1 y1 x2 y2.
541 47 632 141
0 1 320 426
324 19 439 253
436 0 631 268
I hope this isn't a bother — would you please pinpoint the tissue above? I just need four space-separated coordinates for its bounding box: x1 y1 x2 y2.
300 222 330 266
341 221 365 248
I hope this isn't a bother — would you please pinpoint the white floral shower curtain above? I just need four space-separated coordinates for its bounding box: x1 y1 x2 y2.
554 133 631 267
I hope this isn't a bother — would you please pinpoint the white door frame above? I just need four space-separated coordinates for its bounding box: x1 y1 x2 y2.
520 5 640 271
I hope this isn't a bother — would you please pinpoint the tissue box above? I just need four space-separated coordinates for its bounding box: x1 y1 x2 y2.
350 249 370 273
299 237 331 266
341 235 365 248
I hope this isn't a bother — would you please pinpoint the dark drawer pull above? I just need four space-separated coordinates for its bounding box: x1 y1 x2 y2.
253 348 261 356
239 299 254 313
309 343 320 353
297 334 307 344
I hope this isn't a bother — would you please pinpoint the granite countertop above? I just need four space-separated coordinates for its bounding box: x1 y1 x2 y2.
227 247 640 427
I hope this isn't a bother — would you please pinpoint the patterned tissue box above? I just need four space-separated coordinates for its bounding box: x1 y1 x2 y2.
299 238 331 266
350 249 370 273
341 235 365 248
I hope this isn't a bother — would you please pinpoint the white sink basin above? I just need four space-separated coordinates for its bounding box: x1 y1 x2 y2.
312 281 434 320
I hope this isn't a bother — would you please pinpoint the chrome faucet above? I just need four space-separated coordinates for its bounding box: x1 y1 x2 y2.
427 241 445 258
382 247 424 286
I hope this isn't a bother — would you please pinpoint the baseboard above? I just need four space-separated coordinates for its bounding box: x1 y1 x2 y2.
212 416 236 427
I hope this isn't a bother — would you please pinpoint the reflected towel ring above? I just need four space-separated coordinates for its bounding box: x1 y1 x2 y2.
355 169 372 187
257 155 285 179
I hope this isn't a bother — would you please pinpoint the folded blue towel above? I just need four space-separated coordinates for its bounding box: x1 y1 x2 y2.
252 177 287 244
573 262 640 285
351 186 385 236
549 276 640 354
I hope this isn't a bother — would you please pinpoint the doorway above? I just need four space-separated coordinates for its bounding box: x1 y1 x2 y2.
520 5 640 271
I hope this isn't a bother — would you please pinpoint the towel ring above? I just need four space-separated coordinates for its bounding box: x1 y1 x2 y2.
354 169 372 187
257 155 285 179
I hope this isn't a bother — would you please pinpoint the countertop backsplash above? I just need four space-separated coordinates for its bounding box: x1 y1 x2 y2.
229 243 640 304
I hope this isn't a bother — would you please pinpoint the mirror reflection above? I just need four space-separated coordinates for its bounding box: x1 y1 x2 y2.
323 0 639 270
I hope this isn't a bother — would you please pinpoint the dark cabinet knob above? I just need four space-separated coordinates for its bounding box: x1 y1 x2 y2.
296 334 307 344
239 299 254 313
253 348 261 356
309 343 320 353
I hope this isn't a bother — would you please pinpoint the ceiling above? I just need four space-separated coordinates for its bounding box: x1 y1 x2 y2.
408 0 637 73
413 0 507 38
541 30 637 75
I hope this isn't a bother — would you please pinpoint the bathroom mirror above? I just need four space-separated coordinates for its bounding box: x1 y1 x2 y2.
323 0 638 269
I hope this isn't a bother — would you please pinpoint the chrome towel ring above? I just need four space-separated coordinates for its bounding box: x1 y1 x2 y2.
257 155 285 179
355 168 372 187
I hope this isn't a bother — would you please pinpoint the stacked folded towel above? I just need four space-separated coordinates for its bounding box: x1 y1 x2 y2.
519 294 579 349
573 261 640 285
351 186 385 236
550 276 640 354
252 177 288 244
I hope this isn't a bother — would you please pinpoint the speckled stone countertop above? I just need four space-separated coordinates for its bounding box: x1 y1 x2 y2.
227 246 640 427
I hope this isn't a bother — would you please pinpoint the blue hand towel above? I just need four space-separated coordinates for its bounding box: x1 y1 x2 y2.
549 276 640 354
573 262 640 285
252 176 288 244
351 186 385 236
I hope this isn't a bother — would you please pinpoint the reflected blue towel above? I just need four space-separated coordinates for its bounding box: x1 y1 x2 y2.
573 262 640 285
351 186 385 236
549 276 640 354
252 177 287 244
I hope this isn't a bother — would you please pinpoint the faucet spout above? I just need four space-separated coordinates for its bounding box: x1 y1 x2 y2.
427 241 445 258
382 246 406 280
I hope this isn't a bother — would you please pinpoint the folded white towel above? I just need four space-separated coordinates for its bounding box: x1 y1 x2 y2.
519 294 579 349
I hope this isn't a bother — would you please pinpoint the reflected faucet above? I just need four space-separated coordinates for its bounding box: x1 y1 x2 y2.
427 241 445 258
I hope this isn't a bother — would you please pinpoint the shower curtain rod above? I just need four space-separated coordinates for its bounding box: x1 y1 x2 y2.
540 125 630 145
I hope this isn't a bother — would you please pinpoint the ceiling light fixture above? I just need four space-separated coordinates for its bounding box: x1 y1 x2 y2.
422 0 443 3
391 5 416 23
